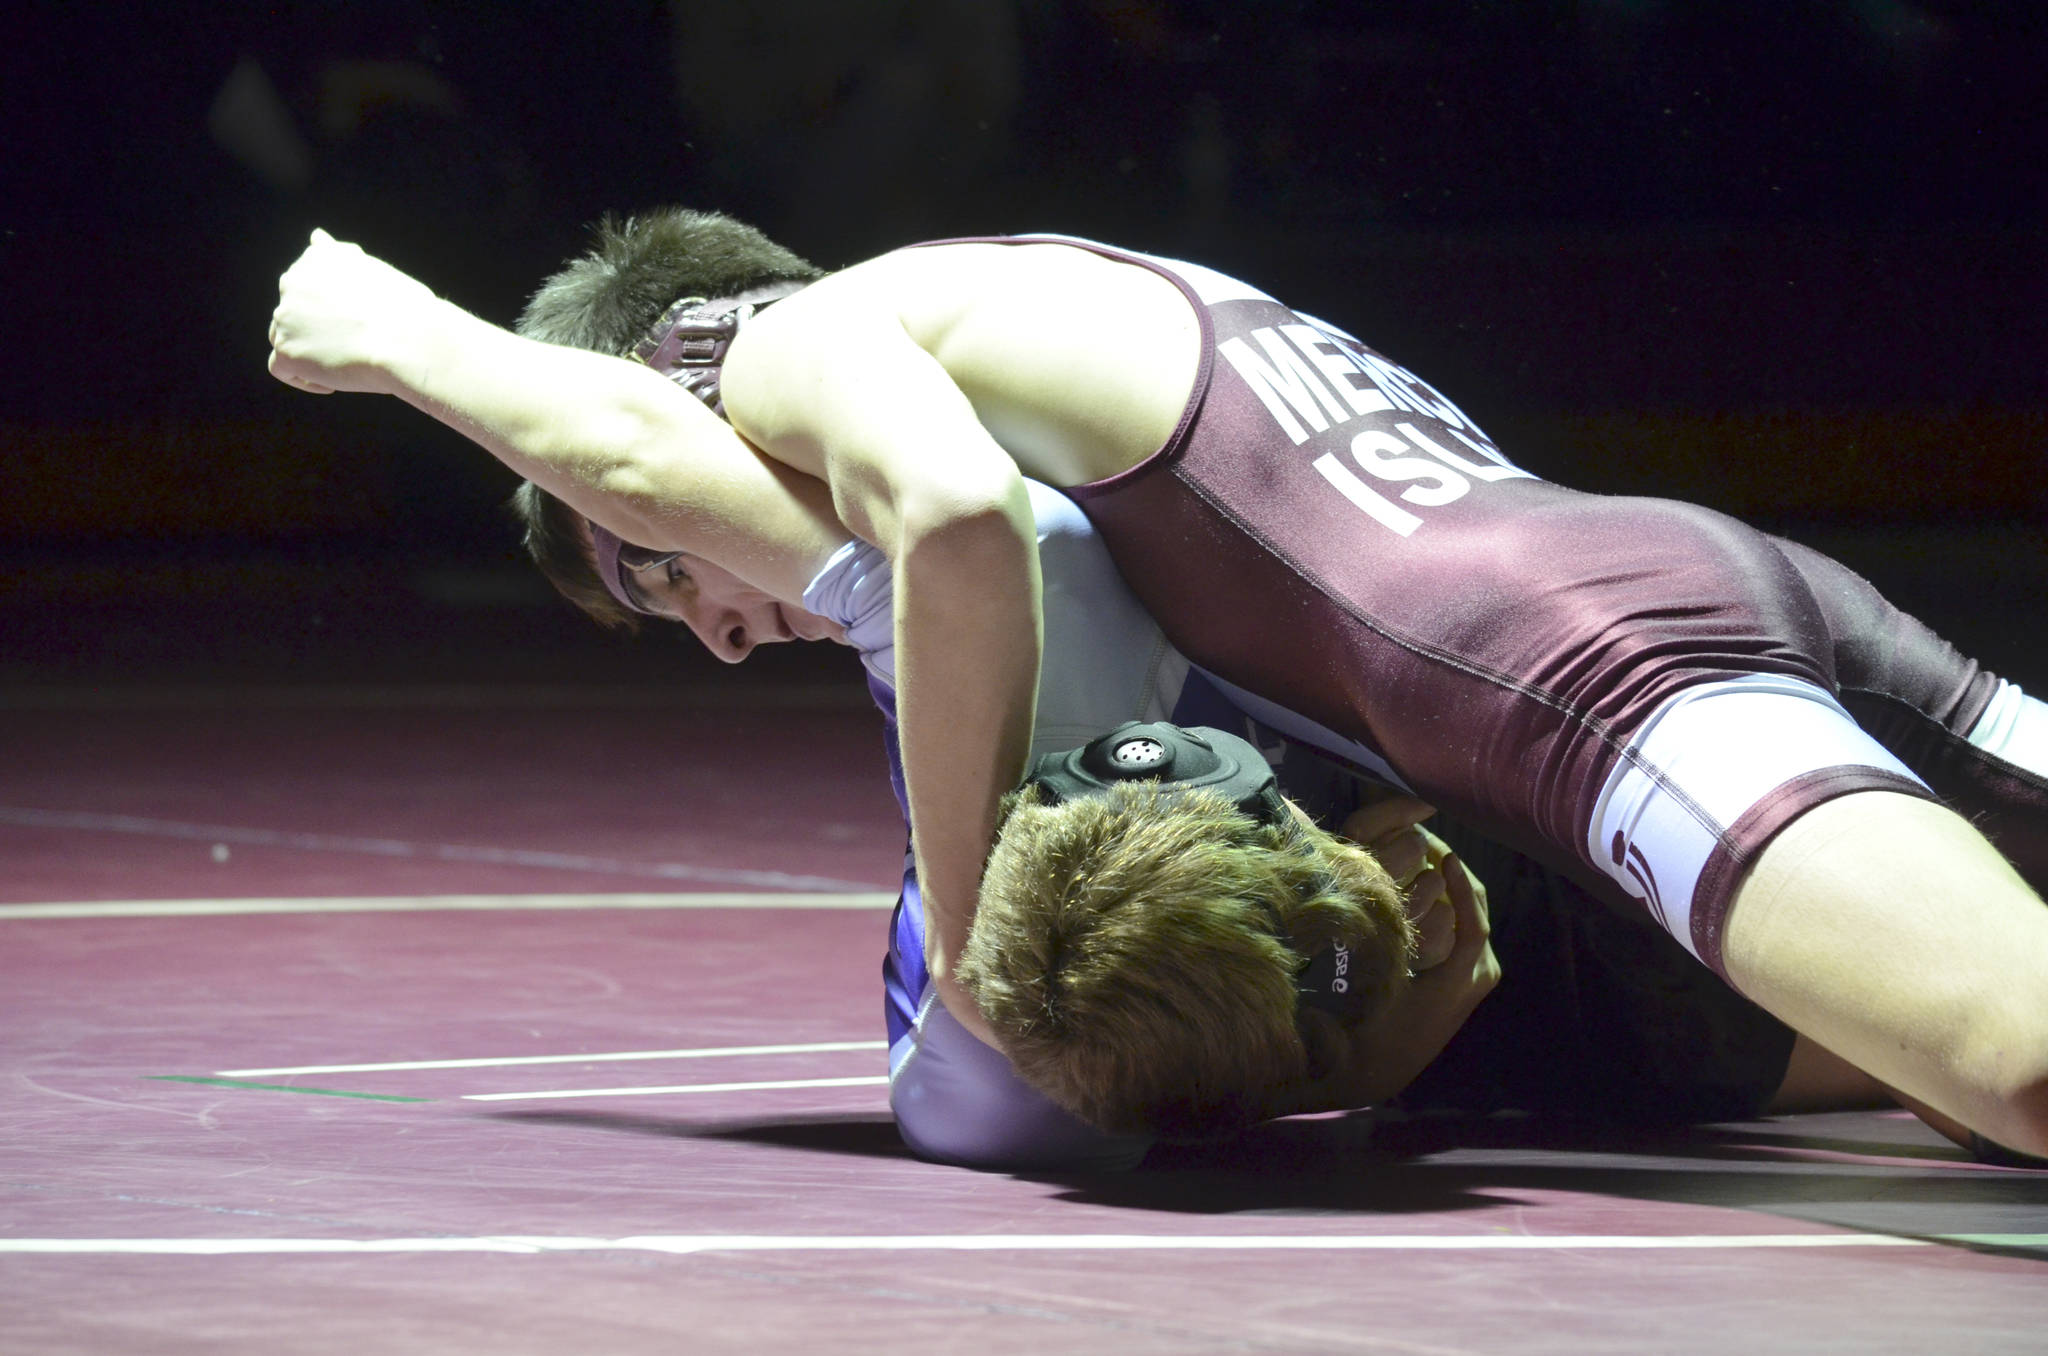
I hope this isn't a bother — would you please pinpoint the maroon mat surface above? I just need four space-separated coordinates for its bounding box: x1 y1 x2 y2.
4 686 2045 1354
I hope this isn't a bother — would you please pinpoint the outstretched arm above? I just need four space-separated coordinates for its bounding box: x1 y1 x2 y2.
267 230 846 604
271 229 1032 1042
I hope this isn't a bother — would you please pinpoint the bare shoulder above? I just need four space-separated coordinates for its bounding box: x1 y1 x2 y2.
737 241 1202 487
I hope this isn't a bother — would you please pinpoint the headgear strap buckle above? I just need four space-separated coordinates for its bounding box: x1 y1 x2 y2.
629 279 809 417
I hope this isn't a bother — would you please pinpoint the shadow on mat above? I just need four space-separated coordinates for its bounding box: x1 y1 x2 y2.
482 1108 916 1160
486 1107 2048 1256
1031 1111 2048 1246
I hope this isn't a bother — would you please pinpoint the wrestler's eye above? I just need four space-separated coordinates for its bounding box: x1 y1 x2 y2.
663 559 692 590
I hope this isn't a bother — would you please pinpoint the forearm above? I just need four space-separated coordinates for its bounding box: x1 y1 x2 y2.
726 299 1047 1014
271 235 685 530
391 306 846 593
378 300 707 536
891 483 1043 1008
271 234 846 600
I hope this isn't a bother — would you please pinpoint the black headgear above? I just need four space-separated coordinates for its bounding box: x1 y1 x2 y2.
1021 722 1369 1024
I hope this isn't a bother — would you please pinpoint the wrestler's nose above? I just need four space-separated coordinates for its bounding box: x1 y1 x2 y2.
681 604 754 664
706 615 754 664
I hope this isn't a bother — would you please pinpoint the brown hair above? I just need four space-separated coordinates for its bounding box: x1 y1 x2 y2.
960 783 1413 1137
515 207 823 356
506 207 826 627
505 480 637 631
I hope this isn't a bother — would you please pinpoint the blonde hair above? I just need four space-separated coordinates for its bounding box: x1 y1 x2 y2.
961 783 1413 1136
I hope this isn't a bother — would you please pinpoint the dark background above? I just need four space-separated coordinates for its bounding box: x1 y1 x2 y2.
3 1 2042 688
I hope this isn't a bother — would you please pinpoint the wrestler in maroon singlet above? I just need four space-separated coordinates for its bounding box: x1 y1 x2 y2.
917 237 2046 976
568 232 2045 982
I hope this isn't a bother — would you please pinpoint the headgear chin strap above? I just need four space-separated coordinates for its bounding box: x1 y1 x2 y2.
1020 722 1369 1024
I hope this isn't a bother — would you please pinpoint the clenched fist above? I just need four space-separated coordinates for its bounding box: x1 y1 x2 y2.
267 229 441 395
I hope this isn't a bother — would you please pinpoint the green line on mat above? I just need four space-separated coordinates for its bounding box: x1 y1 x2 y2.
147 1076 430 1103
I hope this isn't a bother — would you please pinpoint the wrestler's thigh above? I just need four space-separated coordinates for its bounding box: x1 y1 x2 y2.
1723 791 2048 1154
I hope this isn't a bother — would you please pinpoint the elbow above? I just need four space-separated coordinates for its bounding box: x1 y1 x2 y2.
894 469 1036 568
568 408 690 542
585 405 667 494
897 498 1041 615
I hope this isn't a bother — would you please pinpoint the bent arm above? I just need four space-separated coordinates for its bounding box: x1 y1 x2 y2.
1264 811 1500 1120
722 272 1041 1041
268 231 845 603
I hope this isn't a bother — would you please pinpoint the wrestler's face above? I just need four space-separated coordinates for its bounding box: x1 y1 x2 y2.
627 551 848 662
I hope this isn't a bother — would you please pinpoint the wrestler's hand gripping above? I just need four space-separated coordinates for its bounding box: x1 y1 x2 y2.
1266 795 1501 1117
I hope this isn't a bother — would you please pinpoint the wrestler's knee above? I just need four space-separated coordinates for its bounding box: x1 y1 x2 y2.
2008 1091 2048 1162
1723 792 2048 1154
1915 855 2048 1158
1957 1000 2048 1160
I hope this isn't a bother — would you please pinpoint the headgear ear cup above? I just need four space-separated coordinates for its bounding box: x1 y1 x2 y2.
1292 938 1367 1023
1024 721 1265 810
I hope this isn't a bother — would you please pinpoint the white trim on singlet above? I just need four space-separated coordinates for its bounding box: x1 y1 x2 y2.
1968 679 2048 777
1136 255 1276 308
1586 673 1926 961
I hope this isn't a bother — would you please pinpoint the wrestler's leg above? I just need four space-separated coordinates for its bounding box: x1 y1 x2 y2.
1772 536 2048 887
1768 1037 2048 1163
1762 1039 2011 1159
1723 790 2048 1156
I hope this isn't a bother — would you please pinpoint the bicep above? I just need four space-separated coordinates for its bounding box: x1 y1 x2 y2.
721 286 1025 551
